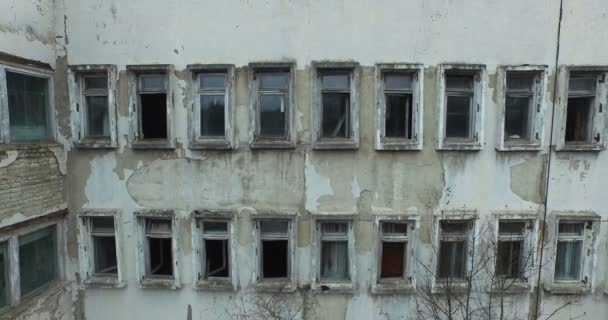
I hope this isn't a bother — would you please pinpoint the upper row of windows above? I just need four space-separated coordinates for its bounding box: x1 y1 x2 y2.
0 63 606 151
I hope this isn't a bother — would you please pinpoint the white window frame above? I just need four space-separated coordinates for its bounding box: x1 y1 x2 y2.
77 209 124 288
312 62 360 149
436 64 485 150
555 66 608 151
311 216 356 293
375 64 424 150
187 64 236 150
249 62 296 149
0 62 56 144
127 64 175 149
134 210 180 289
544 211 600 294
191 210 237 291
496 65 547 151
371 214 419 294
0 216 65 311
252 214 297 292
68 65 118 148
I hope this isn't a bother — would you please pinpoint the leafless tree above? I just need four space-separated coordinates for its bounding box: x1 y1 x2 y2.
226 293 302 320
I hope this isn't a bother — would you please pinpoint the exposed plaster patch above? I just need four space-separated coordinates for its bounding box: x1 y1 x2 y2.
350 176 361 200
568 159 591 181
0 150 18 167
510 155 547 204
304 154 334 211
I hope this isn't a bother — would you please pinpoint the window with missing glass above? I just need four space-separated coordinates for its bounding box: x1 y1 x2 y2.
566 76 598 144
89 217 118 275
0 242 7 309
379 222 409 280
257 220 290 280
438 221 470 280
496 222 527 279
78 212 123 287
200 220 231 281
318 221 351 282
144 218 173 278
18 225 57 296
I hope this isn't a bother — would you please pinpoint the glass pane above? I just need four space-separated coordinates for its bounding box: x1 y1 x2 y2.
93 236 117 274
260 220 288 234
259 94 286 137
86 96 110 137
565 97 592 142
321 222 348 235
19 226 57 296
385 94 412 138
496 241 522 278
320 241 349 281
446 75 473 91
203 221 228 233
385 74 412 90
499 222 525 235
321 93 349 138
555 241 582 280
200 74 225 90
380 241 405 278
262 240 288 278
91 217 115 233
321 74 349 90
204 239 229 278
0 243 7 309
445 95 471 138
140 93 167 139
200 95 225 137
7 71 49 141
84 76 107 90
558 223 584 236
568 77 595 94
382 222 408 236
148 238 173 276
505 96 530 140
438 241 466 278
146 219 172 235
139 74 165 91
507 74 534 92
259 73 288 89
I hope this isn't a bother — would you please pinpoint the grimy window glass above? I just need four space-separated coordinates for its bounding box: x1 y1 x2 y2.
18 226 57 296
0 242 7 309
144 218 173 277
555 222 585 281
199 73 226 137
259 220 289 279
496 222 526 278
89 217 117 275
445 75 474 139
438 221 468 279
201 220 230 279
379 222 408 279
137 73 167 140
566 76 596 143
320 222 349 281
83 74 110 138
6 71 50 141
257 72 289 138
505 73 535 141
320 72 350 139
384 74 413 139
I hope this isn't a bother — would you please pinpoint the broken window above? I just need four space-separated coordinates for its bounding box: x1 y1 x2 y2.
320 73 351 139
82 74 110 138
137 73 168 140
379 222 408 280
6 71 51 141
438 221 469 279
384 74 413 139
445 75 474 139
144 219 173 277
505 74 535 141
319 222 350 281
259 220 290 279
554 222 586 281
198 73 226 137
255 71 290 139
88 217 117 275
0 242 7 309
18 226 57 296
566 76 597 143
201 220 230 280
496 222 526 278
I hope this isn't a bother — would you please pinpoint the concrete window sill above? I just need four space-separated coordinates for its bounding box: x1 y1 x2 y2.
83 276 126 289
254 280 296 293
74 140 116 149
139 277 181 290
194 279 235 291
432 281 470 294
312 282 354 294
543 283 590 295
371 282 415 295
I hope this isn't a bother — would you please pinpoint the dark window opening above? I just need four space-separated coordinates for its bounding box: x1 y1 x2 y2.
200 95 225 137
19 226 57 296
205 239 229 278
7 71 49 141
438 241 466 279
380 242 405 278
505 96 530 140
139 93 167 139
148 238 173 276
86 96 110 137
385 94 413 138
0 244 7 309
565 97 592 143
93 236 117 274
259 94 287 137
496 241 522 278
445 95 471 138
321 93 349 138
262 240 288 278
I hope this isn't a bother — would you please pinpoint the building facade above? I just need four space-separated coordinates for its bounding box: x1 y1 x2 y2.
0 0 607 319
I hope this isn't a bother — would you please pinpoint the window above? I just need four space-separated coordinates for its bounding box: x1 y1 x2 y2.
496 221 534 279
77 212 123 287
0 242 7 309
379 222 408 279
201 221 230 279
555 222 586 281
135 212 180 288
0 65 54 143
188 65 235 149
314 220 355 291
313 62 360 149
127 65 174 149
556 67 607 151
375 64 424 150
253 218 296 291
250 63 295 148
437 65 484 150
193 212 236 290
438 221 471 280
69 65 117 148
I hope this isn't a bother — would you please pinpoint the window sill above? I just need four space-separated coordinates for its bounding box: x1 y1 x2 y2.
75 140 116 149
313 139 359 150
488 281 531 294
139 277 181 289
432 281 470 294
312 282 354 294
555 143 605 152
195 279 235 291
83 276 125 289
132 140 175 150
437 141 482 151
497 142 541 152
250 139 296 149
371 281 415 295
255 280 297 293
543 282 590 295
376 139 421 151
0 280 66 318
189 140 233 150
0 141 62 149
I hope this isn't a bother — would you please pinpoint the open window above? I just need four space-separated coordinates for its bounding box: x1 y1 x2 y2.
69 65 117 148
249 62 296 148
312 62 360 149
436 64 485 150
127 65 174 149
375 64 424 150
313 218 355 292
187 64 235 149
253 218 296 291
0 63 54 143
492 219 536 292
497 66 546 151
